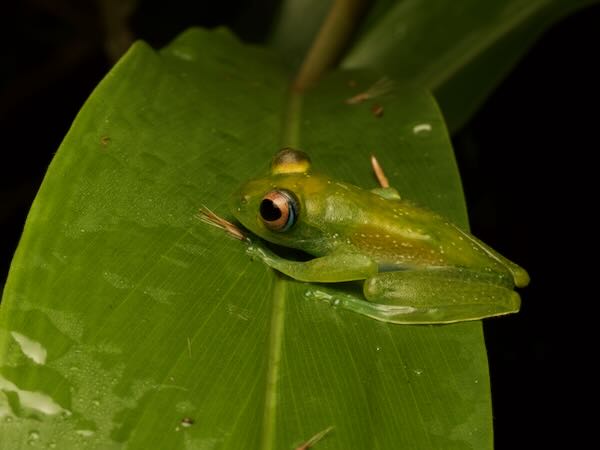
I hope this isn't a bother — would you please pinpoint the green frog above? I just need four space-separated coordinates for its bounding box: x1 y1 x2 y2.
228 148 528 324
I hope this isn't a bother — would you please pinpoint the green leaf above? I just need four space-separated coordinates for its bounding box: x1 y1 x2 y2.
1 29 492 449
340 0 597 131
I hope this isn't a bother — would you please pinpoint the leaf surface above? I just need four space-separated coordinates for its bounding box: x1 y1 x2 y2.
0 29 491 449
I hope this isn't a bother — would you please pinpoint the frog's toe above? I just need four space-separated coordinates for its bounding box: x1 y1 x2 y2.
245 245 264 260
304 289 334 304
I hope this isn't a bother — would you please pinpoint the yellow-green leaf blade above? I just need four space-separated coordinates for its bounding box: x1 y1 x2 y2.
1 29 492 449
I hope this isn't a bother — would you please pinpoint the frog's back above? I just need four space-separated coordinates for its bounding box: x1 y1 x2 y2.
316 181 529 287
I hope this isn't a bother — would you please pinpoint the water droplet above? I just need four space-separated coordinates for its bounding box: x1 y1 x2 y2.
10 332 47 364
376 346 381 352
75 429 95 437
171 47 195 61
0 374 68 416
181 417 194 428
27 431 40 445
103 271 133 289
412 123 432 134
413 369 423 376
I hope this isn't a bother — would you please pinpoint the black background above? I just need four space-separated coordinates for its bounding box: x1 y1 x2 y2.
2 1 598 448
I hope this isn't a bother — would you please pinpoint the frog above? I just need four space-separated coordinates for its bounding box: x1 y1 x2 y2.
228 148 529 324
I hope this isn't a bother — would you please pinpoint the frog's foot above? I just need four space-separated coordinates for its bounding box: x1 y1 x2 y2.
304 289 340 306
245 243 268 261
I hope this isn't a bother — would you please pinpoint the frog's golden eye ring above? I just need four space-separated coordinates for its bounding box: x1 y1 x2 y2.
259 190 298 232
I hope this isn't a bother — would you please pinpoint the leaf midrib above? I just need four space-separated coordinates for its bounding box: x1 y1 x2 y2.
260 274 288 450
260 88 304 450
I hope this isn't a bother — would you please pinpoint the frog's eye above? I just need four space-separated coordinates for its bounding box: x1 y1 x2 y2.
259 190 298 232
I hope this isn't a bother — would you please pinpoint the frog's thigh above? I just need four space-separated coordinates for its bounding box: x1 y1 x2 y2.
361 268 520 324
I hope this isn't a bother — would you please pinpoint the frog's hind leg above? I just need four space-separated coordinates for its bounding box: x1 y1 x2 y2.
364 268 520 324
307 268 521 324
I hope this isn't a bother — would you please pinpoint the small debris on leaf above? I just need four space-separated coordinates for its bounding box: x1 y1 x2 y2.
371 103 384 118
197 206 248 242
100 135 111 147
181 417 194 427
295 426 334 450
370 155 390 188
345 77 394 105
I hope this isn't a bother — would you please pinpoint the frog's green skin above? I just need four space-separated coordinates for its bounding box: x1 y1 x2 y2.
231 149 529 324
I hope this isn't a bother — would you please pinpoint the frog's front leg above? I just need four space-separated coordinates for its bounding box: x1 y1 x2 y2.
309 268 520 324
246 241 377 282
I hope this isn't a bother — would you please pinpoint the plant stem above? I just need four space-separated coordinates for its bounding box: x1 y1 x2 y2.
293 0 370 91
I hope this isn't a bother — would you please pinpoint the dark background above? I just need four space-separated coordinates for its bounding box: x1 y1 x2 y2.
2 1 597 448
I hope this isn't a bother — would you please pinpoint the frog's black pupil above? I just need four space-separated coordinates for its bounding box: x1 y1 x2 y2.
260 199 282 221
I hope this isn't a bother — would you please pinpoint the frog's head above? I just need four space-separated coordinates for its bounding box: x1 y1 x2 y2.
231 148 330 253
